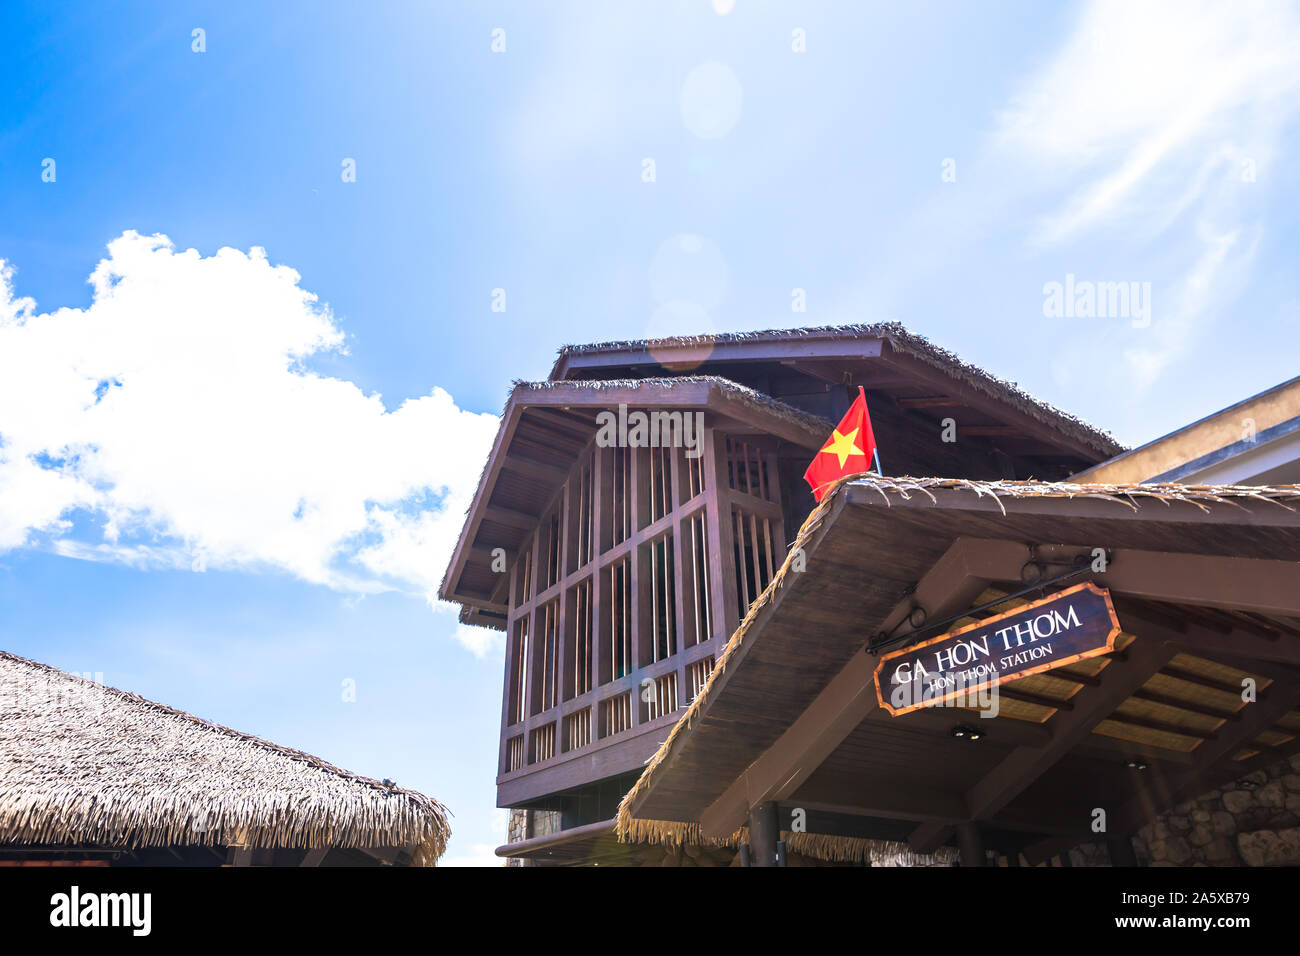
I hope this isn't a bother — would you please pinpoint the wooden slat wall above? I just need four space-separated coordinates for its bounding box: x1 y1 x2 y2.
648 533 677 662
498 421 780 775
608 556 632 681
685 510 712 645
539 600 559 713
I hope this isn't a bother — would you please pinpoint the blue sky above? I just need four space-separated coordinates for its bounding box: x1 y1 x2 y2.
1 1 1298 864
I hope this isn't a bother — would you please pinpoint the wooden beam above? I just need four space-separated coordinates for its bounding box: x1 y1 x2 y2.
791 779 969 824
1129 688 1239 722
1073 736 1196 766
484 504 541 530
697 537 1029 837
871 705 1054 748
1098 550 1300 618
1103 712 1214 741
1159 663 1241 695
520 408 594 442
699 648 880 837
999 686 1074 711
300 847 328 867
910 637 1175 853
1116 598 1300 668
1113 669 1300 834
500 456 570 484
523 406 598 437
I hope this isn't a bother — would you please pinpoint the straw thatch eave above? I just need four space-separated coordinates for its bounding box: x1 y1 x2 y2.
510 375 833 443
0 652 451 865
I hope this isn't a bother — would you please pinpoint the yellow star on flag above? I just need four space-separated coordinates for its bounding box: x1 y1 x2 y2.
819 426 865 469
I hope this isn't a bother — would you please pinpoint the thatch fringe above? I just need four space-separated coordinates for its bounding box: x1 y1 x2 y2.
0 652 451 865
618 818 957 866
511 376 833 441
832 474 1300 513
785 832 959 867
616 472 1300 861
617 818 746 849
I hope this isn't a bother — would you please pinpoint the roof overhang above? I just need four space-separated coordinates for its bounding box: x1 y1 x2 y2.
617 476 1300 847
438 377 832 618
551 324 1126 464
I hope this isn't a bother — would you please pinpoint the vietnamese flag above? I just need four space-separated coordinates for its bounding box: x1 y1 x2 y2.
803 386 880 502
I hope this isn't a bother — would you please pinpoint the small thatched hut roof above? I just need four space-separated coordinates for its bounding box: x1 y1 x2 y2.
0 651 450 865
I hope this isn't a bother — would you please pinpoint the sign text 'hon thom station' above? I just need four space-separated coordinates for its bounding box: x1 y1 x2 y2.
874 582 1122 716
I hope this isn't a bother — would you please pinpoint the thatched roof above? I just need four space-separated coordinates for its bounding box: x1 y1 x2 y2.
439 374 832 613
552 323 1125 461
510 375 833 444
0 652 450 864
617 474 1300 841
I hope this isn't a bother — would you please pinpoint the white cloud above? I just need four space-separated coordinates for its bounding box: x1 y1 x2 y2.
0 232 499 626
994 0 1300 244
452 622 504 659
989 0 1299 400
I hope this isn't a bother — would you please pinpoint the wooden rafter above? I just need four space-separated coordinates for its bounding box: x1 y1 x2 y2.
909 637 1176 853
1113 668 1300 835
696 537 1030 837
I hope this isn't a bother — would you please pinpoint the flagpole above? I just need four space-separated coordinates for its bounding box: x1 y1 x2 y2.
873 448 883 476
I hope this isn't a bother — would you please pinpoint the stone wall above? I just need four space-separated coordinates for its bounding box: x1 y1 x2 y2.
503 808 565 867
1132 753 1300 866
505 808 530 867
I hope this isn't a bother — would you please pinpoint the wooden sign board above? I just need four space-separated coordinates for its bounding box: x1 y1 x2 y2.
874 582 1121 716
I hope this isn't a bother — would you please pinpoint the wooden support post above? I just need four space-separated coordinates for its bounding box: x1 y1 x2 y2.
748 802 780 868
957 823 985 868
1107 837 1138 867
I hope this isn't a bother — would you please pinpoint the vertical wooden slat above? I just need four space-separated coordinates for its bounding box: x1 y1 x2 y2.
734 508 750 618
651 541 659 662
590 445 604 688
705 428 739 640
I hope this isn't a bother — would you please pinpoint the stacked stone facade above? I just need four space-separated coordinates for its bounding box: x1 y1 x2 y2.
1132 753 1300 866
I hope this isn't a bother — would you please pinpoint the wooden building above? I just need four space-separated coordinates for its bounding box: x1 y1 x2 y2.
616 476 1300 867
439 323 1160 864
0 651 450 866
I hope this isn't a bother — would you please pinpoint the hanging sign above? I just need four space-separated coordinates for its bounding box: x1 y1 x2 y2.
874 582 1121 716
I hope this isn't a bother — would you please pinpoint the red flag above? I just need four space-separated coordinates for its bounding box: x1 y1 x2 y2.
803 387 879 502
